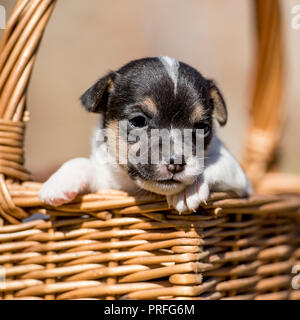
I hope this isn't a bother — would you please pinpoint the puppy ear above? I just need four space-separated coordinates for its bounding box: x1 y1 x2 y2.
80 72 116 113
208 80 227 126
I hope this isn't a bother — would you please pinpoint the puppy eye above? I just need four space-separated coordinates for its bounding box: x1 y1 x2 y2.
195 123 210 135
129 115 147 128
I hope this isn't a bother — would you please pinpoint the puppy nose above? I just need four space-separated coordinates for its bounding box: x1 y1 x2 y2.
166 156 185 174
167 163 184 174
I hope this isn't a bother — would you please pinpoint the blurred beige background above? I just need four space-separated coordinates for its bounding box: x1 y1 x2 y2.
1 0 299 181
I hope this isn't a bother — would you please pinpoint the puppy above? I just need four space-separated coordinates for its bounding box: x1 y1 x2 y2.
39 57 252 213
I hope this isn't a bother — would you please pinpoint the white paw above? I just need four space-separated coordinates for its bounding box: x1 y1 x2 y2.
39 172 87 206
167 179 210 213
186 181 209 210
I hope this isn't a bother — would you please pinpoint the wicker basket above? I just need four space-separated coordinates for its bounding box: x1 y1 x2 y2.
0 0 299 300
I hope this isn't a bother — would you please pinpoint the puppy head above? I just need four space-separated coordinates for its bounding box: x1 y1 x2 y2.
80 57 227 195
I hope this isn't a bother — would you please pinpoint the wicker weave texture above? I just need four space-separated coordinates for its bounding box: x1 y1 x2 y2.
0 184 299 300
0 0 299 300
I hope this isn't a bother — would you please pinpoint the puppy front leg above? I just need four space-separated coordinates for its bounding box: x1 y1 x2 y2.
39 158 97 206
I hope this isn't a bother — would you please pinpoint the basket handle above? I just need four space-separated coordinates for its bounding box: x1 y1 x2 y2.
0 0 56 183
243 0 284 186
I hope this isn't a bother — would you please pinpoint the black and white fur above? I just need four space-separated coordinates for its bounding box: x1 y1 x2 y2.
39 57 252 213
